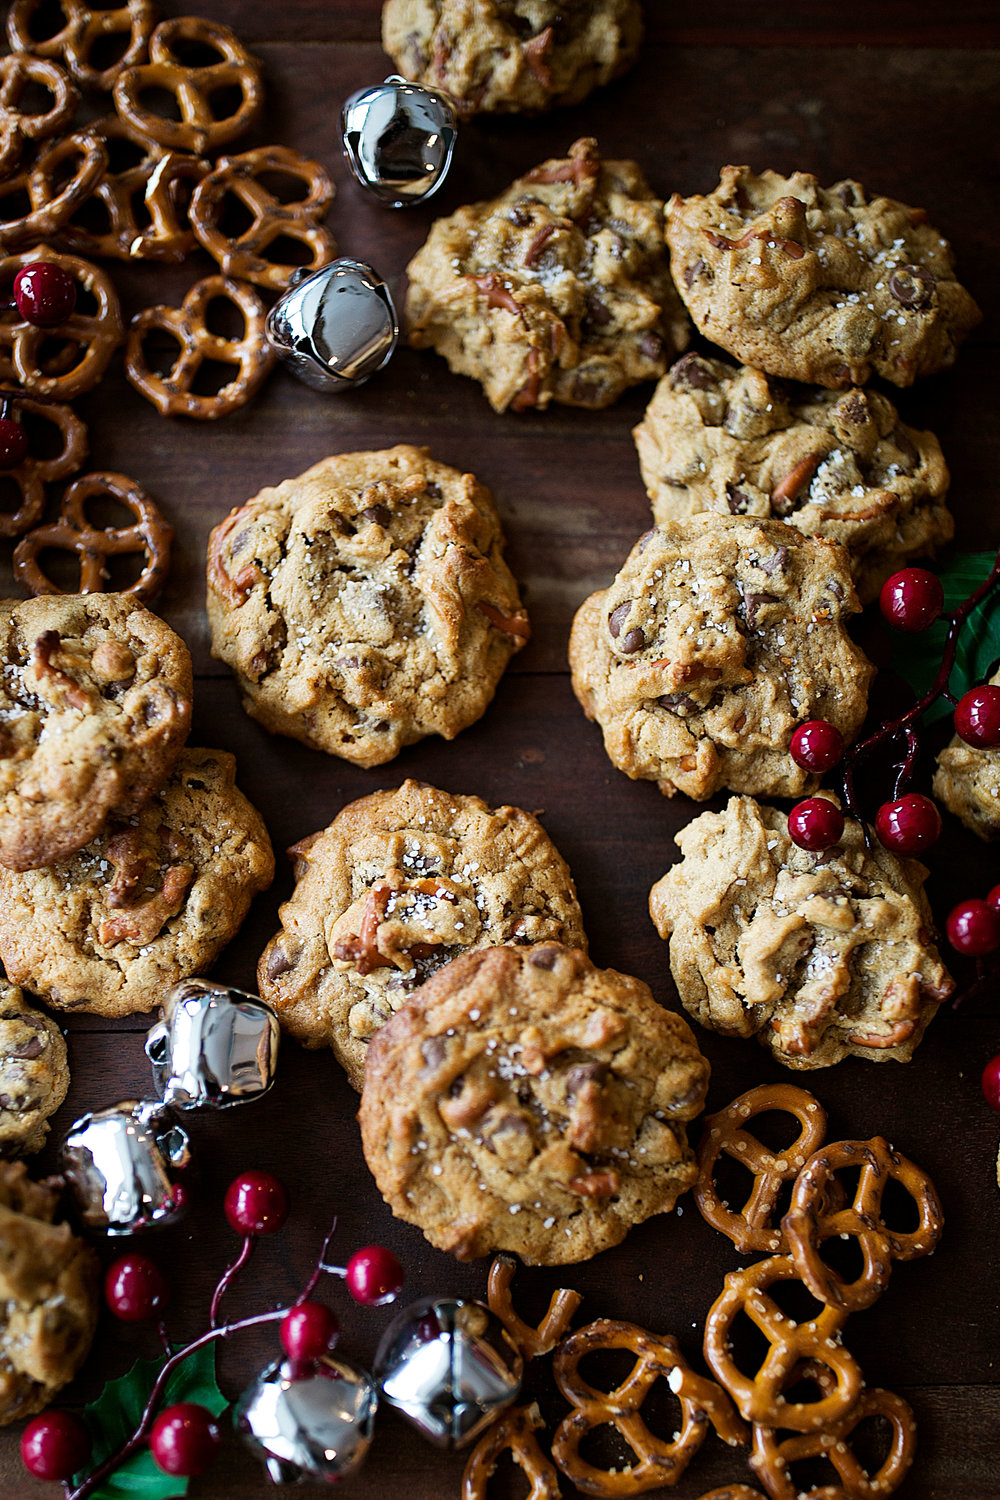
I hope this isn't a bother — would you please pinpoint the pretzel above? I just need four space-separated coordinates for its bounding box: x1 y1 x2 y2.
0 55 79 165
782 1136 943 1313
462 1403 561 1500
487 1253 582 1360
703 1255 862 1433
695 1085 828 1254
0 396 87 538
189 145 336 292
0 129 111 253
0 246 123 398
695 1491 769 1500
13 470 173 603
113 16 264 155
125 274 275 420
551 1319 747 1497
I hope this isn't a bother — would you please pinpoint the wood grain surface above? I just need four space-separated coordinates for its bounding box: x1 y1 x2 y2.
2 3 999 1497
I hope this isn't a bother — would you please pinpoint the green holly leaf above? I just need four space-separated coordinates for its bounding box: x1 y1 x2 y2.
75 1342 228 1500
887 551 1000 724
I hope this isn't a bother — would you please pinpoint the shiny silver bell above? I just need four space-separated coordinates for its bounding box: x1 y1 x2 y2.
235 1355 378 1484
374 1297 522 1449
341 75 458 207
145 979 279 1111
265 259 398 393
60 1099 190 1234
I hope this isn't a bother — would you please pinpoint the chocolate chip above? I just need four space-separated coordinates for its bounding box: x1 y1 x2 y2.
9 1037 43 1059
670 353 717 391
889 265 935 309
659 692 699 717
584 293 612 328
529 947 559 970
330 512 356 537
890 425 920 473
726 483 750 514
424 481 442 498
827 578 845 602
607 601 631 637
509 203 531 227
639 331 665 361
683 258 705 288
565 1062 609 1097
637 529 658 552
742 591 778 629
265 944 294 982
335 656 360 670
361 504 391 527
760 546 789 577
620 628 645 654
836 180 866 208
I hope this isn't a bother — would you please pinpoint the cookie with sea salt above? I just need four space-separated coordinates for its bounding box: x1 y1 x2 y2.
258 780 587 1090
0 984 68 1157
933 666 1000 840
666 165 981 388
359 942 710 1264
568 512 873 801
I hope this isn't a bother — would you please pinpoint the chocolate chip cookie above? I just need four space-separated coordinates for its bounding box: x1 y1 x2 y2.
0 593 193 871
405 137 689 413
259 780 587 1090
649 795 953 1067
666 165 981 388
0 985 68 1157
382 0 643 116
568 513 873 801
933 669 1000 839
0 1161 98 1424
359 942 710 1264
0 747 274 1018
206 445 529 766
634 354 952 603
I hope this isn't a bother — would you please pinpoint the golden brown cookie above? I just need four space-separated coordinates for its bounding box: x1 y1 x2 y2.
634 354 952 603
206 445 529 767
649 794 954 1067
933 669 1000 840
359 942 710 1265
0 747 273 1018
259 780 587 1089
406 137 689 413
569 513 873 801
0 984 67 1157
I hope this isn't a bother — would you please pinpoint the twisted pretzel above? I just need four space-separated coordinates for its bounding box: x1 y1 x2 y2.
552 1319 748 1497
0 245 123 397
462 1403 561 1500
487 1253 582 1360
113 16 263 155
695 1085 828 1254
704 1256 862 1433
0 396 87 538
695 1491 769 1500
7 0 156 93
0 130 109 253
13 470 172 603
0 55 79 166
190 145 336 291
125 274 275 420
782 1136 943 1313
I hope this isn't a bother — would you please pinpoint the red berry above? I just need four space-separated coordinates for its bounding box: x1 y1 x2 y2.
224 1170 288 1235
955 684 1000 749
345 1245 404 1306
947 899 1000 957
787 798 845 852
874 793 941 855
105 1253 168 1322
988 885 1000 916
982 1054 1000 1111
13 261 76 327
21 1411 91 1481
150 1403 220 1478
281 1301 339 1361
0 417 27 470
879 567 945 632
789 719 844 774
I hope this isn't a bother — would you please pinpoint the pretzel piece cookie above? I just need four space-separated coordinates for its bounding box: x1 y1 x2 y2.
0 246 123 399
113 16 263 154
749 1378 917 1500
462 1403 561 1500
488 1253 582 1359
0 397 87 539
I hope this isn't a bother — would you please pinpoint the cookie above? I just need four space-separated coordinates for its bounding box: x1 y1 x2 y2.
666 165 981 388
382 0 643 116
0 1161 99 1425
568 513 873 801
933 669 1000 839
405 137 689 413
258 780 587 1090
634 354 952 603
206 445 529 767
359 942 710 1264
0 985 68 1157
0 593 193 871
649 794 954 1067
0 747 274 1018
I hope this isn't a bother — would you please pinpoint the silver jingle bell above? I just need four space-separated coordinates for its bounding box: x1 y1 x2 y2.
374 1297 522 1449
265 258 398 393
235 1355 378 1485
341 75 458 208
145 978 279 1111
60 1098 190 1234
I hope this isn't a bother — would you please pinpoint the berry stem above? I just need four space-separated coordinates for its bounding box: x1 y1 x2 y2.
893 725 921 801
209 1233 256 1328
298 1217 341 1303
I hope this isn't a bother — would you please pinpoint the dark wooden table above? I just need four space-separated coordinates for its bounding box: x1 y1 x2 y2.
3 3 1000 1496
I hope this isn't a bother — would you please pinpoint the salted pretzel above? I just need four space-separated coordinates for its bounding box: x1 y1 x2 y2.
125 274 275 420
113 16 264 155
695 1491 769 1500
551 1319 747 1497
781 1136 943 1313
703 1255 863 1433
0 246 123 398
695 1084 828 1254
487 1253 582 1360
0 129 110 253
462 1403 561 1500
0 55 79 171
190 145 337 291
0 396 87 538
13 470 173 603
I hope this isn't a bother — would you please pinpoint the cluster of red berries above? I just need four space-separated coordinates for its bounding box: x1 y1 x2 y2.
0 262 78 469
